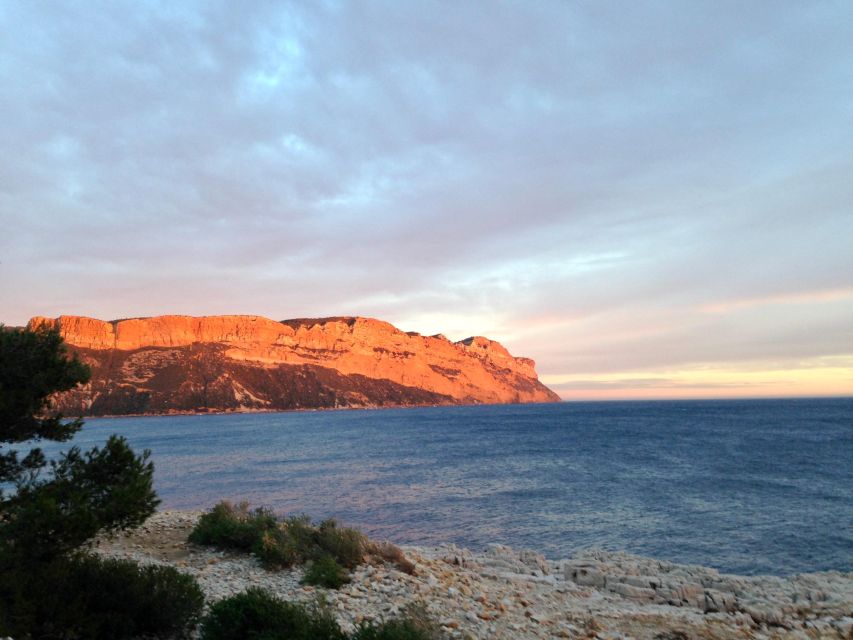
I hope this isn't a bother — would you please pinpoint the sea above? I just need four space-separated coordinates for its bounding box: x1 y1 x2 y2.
37 398 853 577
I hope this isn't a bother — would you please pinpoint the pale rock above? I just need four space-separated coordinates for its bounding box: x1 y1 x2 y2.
566 566 606 589
678 582 705 607
704 588 738 613
623 575 661 590
607 581 656 601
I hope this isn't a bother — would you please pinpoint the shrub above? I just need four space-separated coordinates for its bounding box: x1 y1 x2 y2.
0 552 204 639
352 603 441 640
316 518 366 569
1 326 159 562
200 587 345 640
282 514 317 549
367 541 417 575
302 553 351 589
188 501 277 551
132 559 206 636
0 325 180 640
253 528 301 569
191 503 368 573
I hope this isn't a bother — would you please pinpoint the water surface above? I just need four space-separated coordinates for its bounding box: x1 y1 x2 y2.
46 399 853 575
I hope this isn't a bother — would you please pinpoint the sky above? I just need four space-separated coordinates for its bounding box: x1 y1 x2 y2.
1 1 852 400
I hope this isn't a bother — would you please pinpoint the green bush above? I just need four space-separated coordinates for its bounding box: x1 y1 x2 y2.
0 552 204 639
200 587 345 640
190 502 367 575
188 501 277 551
253 528 301 569
352 604 441 640
317 518 366 570
132 559 206 636
302 553 351 589
282 514 317 549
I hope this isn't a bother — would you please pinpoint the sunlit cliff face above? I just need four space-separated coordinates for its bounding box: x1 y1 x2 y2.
29 314 559 413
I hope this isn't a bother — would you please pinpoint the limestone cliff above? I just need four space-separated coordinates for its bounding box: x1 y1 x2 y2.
28 315 560 416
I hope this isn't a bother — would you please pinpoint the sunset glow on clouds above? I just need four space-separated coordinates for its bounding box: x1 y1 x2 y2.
1 2 852 399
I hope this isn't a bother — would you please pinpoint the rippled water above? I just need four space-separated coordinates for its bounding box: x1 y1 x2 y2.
42 398 853 576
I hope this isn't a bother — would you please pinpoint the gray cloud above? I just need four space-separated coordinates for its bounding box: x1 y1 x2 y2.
1 1 852 395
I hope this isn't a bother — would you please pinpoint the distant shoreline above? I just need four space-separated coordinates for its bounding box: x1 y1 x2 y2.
77 395 853 421
79 400 563 421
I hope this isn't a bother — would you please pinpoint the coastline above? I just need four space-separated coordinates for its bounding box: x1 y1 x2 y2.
81 400 564 421
95 511 853 639
75 395 852 422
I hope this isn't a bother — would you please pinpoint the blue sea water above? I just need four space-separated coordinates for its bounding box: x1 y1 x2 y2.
38 398 853 576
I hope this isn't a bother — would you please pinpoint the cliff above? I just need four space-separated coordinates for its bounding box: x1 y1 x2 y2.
28 315 560 416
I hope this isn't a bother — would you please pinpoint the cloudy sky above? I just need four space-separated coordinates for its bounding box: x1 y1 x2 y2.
1 1 852 399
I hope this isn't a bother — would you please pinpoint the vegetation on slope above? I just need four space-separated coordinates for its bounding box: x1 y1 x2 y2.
189 500 415 588
201 587 441 640
0 325 204 639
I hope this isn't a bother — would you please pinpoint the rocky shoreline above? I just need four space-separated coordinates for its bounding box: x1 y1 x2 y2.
94 511 853 639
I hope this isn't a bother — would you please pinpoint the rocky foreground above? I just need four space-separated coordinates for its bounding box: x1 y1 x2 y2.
94 512 852 640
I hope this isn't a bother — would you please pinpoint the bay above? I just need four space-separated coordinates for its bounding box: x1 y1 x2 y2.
42 398 853 576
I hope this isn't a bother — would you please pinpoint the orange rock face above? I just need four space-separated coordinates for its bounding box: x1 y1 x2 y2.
29 314 560 414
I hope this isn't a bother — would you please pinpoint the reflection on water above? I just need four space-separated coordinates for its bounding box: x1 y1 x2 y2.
37 399 853 576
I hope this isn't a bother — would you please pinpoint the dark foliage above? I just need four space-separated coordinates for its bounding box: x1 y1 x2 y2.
190 501 368 577
0 325 90 488
1 328 157 560
281 514 318 553
1 435 159 562
0 326 193 638
200 587 346 640
188 501 277 551
0 552 203 639
352 604 442 640
301 553 351 589
253 527 301 569
0 325 90 442
316 518 365 570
